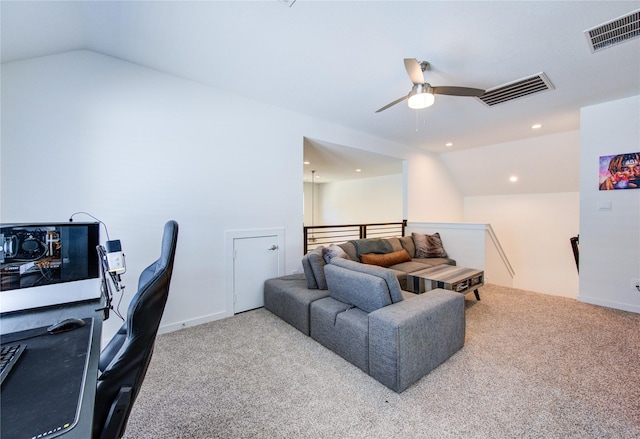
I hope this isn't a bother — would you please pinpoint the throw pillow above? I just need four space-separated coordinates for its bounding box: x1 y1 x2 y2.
360 249 412 267
351 238 393 258
412 232 449 258
306 246 328 290
322 244 350 264
301 253 318 289
399 235 416 258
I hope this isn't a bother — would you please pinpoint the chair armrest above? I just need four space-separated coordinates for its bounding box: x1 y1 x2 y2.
98 386 132 439
368 289 465 392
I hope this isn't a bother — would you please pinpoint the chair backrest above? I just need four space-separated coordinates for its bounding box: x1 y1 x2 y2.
93 220 179 439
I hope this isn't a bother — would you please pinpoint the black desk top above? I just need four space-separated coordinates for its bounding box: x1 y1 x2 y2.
1 299 103 439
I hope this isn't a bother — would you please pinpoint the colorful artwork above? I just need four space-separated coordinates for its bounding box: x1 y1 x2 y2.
599 152 640 190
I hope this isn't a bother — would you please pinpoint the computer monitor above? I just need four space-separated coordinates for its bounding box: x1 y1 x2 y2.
0 222 100 312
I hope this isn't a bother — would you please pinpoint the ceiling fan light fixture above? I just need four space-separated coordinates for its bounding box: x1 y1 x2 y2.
407 84 435 109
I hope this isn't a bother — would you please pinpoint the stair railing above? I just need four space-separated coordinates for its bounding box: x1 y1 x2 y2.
303 220 406 254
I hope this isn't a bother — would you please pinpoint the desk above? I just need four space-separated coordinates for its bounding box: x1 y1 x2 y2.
0 299 103 438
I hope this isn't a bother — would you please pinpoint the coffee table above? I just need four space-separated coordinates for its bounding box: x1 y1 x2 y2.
406 265 484 300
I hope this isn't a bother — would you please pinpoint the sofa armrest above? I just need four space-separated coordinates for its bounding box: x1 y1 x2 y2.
368 289 465 392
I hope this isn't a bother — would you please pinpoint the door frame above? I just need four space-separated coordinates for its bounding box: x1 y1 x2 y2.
224 228 285 318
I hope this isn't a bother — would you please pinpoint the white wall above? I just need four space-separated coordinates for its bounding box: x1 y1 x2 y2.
464 192 580 297
579 95 640 313
434 130 583 298
304 174 403 226
407 222 486 270
406 151 464 222
407 222 515 289
1 50 464 342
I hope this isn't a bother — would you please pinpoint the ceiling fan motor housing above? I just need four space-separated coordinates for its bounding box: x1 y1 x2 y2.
408 83 435 109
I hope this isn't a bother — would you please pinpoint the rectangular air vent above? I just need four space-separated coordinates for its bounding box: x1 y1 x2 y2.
585 9 640 53
476 72 555 107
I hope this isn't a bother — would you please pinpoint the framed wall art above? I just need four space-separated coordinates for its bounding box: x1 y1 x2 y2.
599 152 640 190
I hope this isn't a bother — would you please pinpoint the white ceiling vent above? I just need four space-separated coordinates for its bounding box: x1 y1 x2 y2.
584 9 640 53
476 73 555 107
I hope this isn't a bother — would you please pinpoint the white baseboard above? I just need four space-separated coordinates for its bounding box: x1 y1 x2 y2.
159 310 230 335
578 295 640 314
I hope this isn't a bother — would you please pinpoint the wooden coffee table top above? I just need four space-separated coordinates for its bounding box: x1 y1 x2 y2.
408 265 483 283
406 264 484 299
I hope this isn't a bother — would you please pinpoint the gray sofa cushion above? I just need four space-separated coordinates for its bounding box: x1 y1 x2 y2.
331 258 404 304
411 257 457 267
399 236 416 258
307 246 328 290
325 263 392 313
388 260 432 273
310 297 369 373
386 237 404 252
264 274 330 335
301 253 318 289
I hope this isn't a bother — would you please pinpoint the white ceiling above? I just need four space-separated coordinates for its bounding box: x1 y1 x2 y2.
304 138 403 183
2 1 639 185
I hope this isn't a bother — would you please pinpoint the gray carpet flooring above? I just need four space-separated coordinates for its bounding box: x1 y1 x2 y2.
123 284 640 438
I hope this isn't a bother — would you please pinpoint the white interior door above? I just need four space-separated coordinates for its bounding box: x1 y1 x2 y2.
233 235 280 313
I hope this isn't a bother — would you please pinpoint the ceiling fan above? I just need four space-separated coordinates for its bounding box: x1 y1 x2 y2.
375 58 486 113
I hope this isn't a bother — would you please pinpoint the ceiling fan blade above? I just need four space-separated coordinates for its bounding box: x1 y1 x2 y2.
432 86 485 97
404 58 424 85
375 95 409 113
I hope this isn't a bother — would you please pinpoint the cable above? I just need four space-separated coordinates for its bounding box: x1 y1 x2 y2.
113 287 125 321
72 213 127 321
68 211 110 241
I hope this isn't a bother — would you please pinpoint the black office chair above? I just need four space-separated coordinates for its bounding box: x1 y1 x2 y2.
93 220 179 439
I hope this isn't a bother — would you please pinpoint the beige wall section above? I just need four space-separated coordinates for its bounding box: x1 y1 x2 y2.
436 130 582 298
406 151 464 222
304 174 403 226
464 192 580 298
407 222 516 290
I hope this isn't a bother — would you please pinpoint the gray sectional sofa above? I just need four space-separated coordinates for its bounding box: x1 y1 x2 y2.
264 234 466 393
303 235 456 292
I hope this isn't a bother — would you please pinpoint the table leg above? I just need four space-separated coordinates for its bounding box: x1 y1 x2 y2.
474 289 481 300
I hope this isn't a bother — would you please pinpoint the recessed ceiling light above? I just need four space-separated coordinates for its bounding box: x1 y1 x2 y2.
445 142 453 147
531 124 542 129
355 169 362 172
303 161 310 165
510 176 518 182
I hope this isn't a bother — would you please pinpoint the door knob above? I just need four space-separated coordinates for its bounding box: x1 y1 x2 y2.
268 245 278 251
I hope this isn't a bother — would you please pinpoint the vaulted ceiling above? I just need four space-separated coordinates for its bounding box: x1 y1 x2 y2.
3 1 639 151
2 1 639 189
